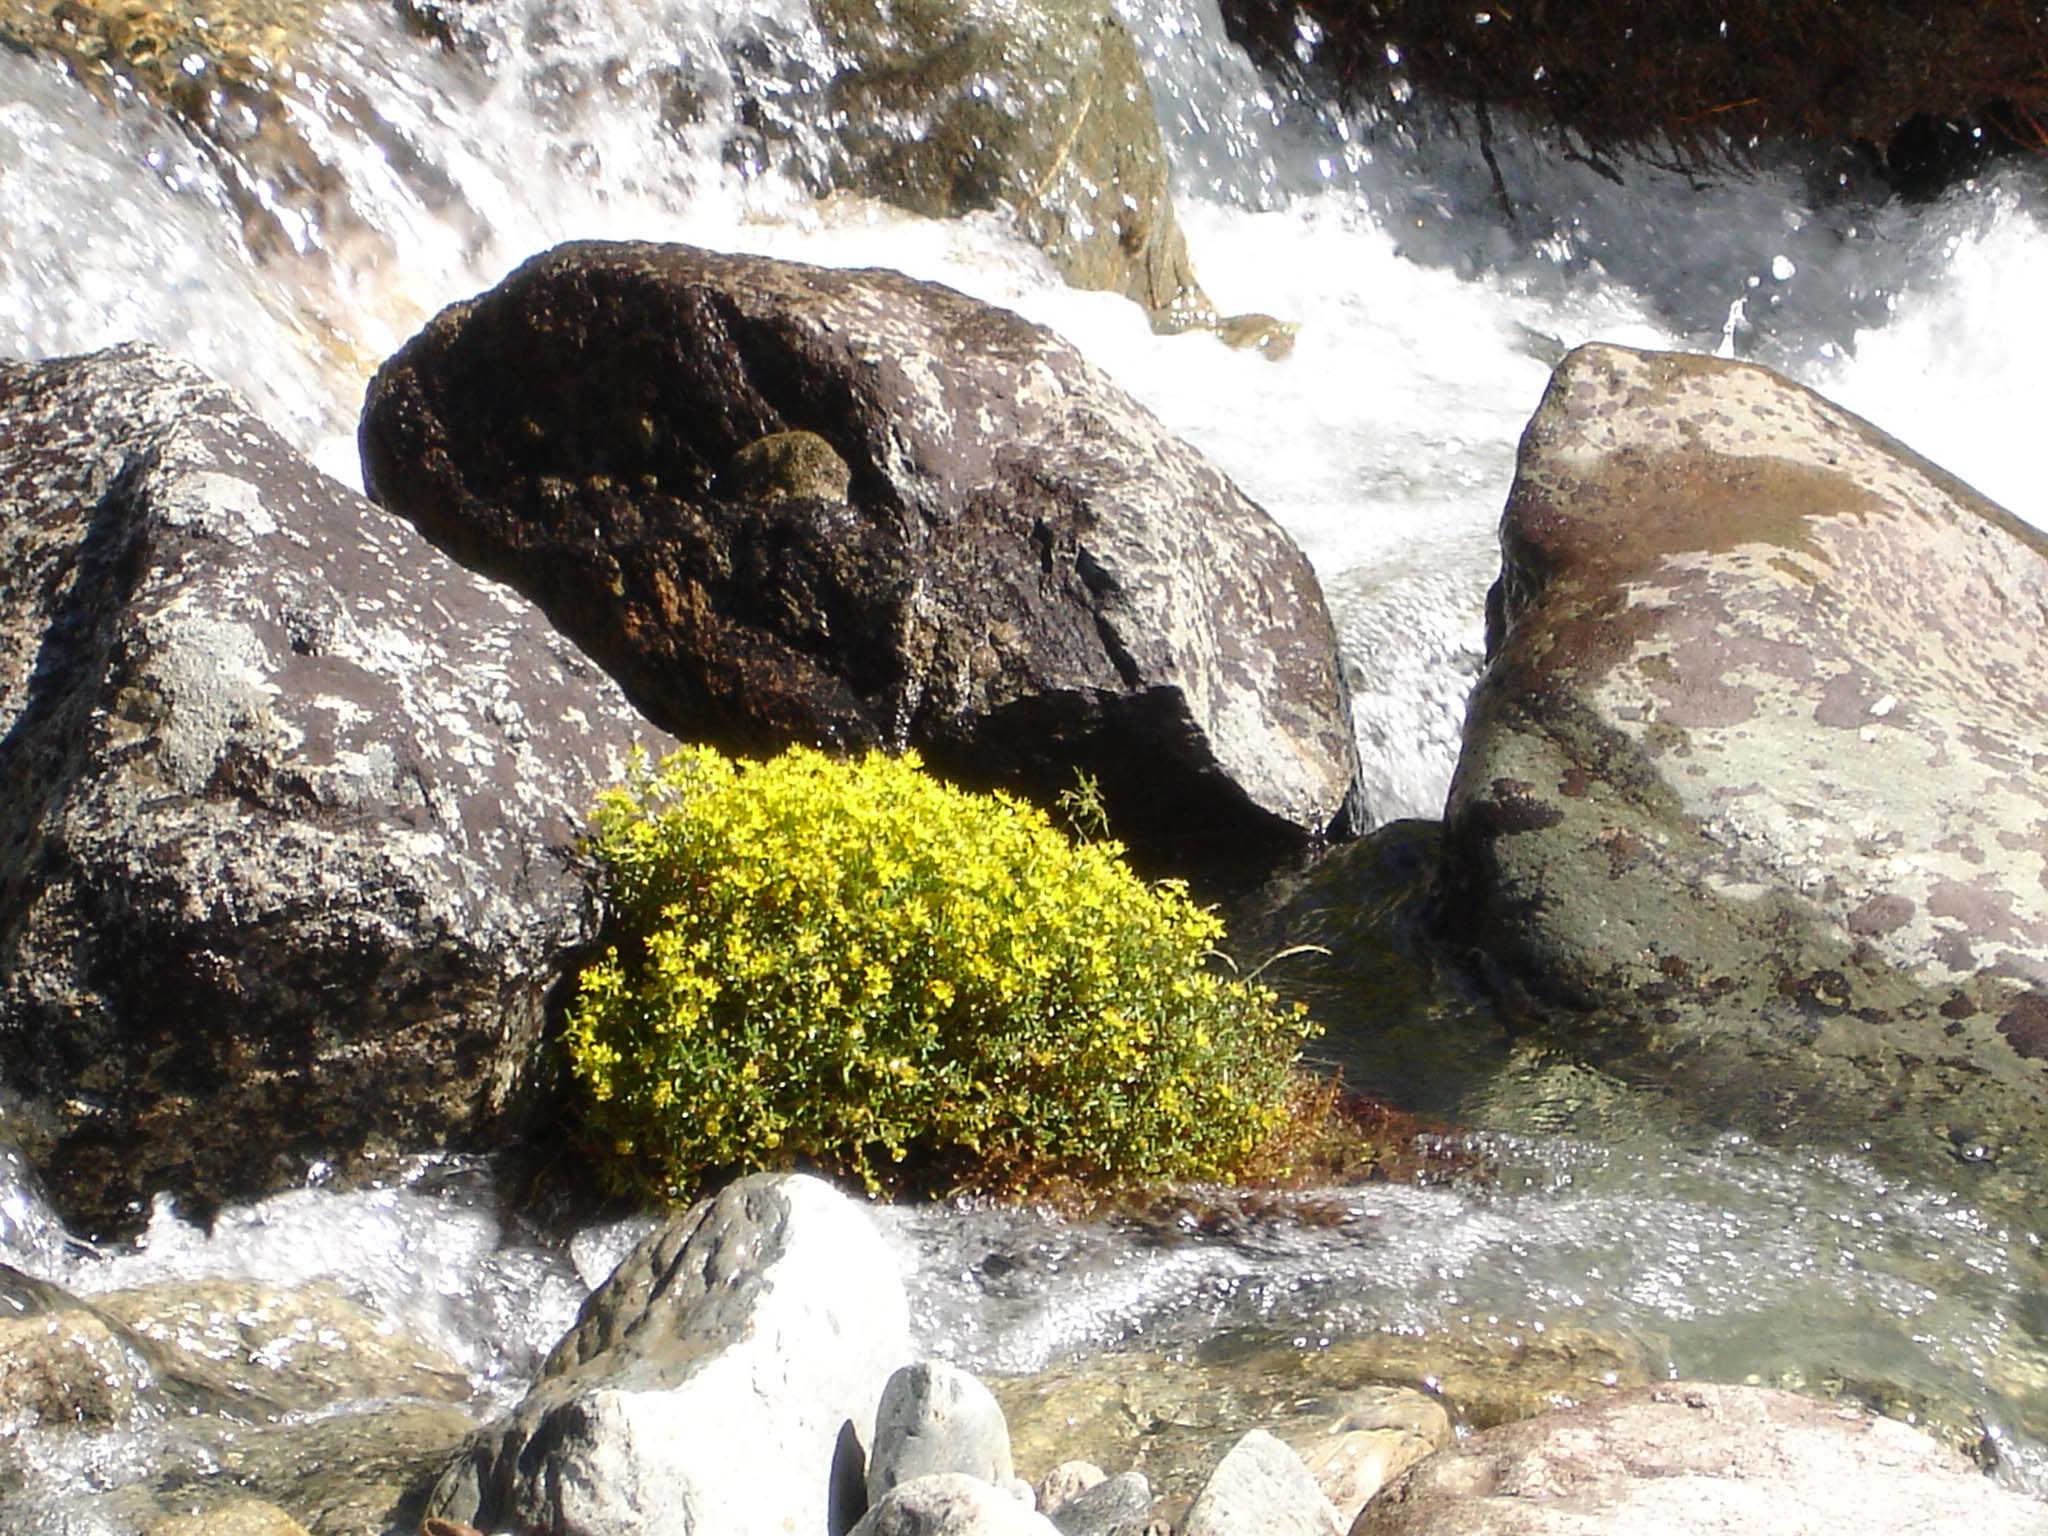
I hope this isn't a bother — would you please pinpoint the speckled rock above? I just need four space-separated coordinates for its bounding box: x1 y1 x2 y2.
361 241 1363 883
1043 1470 1154 1536
0 345 665 1235
425 1173 910 1536
1181 1429 1339 1536
1350 1382 2048 1535
849 1474 1061 1536
1437 343 2048 1174
868 1361 1015 1500
814 0 1209 328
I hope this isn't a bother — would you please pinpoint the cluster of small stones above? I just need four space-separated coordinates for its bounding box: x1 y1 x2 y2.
840 1357 1442 1536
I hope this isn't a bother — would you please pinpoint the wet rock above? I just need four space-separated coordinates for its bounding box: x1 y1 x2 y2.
147 1500 313 1536
1219 1 2048 191
0 1304 143 1432
849 1474 1060 1536
361 241 1363 885
1436 343 2048 1178
425 1172 909 1536
0 345 665 1235
0 1263 271 1447
1182 1429 1339 1536
815 0 1209 328
1044 1470 1154 1536
1350 1381 2048 1535
1300 1390 1451 1527
0 1401 471 1536
998 1325 1652 1498
869 1360 1015 1499
94 1279 471 1409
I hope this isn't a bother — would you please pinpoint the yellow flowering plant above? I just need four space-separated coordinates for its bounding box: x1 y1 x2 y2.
563 745 1318 1201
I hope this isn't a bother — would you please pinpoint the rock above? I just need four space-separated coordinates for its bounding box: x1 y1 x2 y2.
815 0 1208 327
850 1474 1062 1536
0 345 665 1235
1350 1382 2048 1535
94 1279 471 1409
869 1361 1015 1499
0 1263 262 1446
361 241 1363 884
0 1401 473 1536
146 1500 313 1536
1435 344 2048 1179
999 1327 1644 1499
1044 1470 1154 1536
1218 1 2046 192
1036 1463 1106 1513
425 1172 909 1536
0 1305 144 1433
1182 1429 1339 1536
1302 1389 1452 1527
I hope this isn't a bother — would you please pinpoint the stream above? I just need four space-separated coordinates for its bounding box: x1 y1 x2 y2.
4 0 2048 1520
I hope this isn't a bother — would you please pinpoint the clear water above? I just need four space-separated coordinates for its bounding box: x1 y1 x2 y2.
4 0 2047 1514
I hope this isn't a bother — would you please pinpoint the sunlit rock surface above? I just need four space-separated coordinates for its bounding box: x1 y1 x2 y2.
815 0 1209 327
1436 343 2048 1175
0 344 665 1236
427 1173 910 1536
361 240 1364 882
1352 1381 2048 1536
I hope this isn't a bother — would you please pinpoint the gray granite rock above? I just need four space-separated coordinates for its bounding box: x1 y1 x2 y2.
869 1361 1015 1500
1182 1429 1340 1536
426 1173 909 1536
1045 1470 1153 1536
0 344 665 1235
850 1474 1062 1536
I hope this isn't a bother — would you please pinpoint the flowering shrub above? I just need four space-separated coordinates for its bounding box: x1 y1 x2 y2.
564 745 1315 1200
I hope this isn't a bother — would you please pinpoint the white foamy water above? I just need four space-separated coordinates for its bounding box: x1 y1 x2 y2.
5 0 2048 1513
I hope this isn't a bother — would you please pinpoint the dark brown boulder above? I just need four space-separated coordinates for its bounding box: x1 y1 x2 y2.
360 240 1364 883
1222 0 2048 187
0 345 666 1236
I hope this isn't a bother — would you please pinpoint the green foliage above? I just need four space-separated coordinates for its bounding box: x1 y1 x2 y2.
564 744 1316 1201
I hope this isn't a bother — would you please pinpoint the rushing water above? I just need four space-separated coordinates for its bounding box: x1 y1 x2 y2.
5 0 2048 1517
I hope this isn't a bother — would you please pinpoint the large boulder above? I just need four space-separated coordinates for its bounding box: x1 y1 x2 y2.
1435 344 2048 1175
1350 1381 2047 1535
425 1172 910 1536
814 0 1208 327
1220 1 2046 190
0 345 664 1235
360 240 1364 882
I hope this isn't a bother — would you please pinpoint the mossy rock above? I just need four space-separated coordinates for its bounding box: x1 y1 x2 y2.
719 429 853 504
817 0 1211 328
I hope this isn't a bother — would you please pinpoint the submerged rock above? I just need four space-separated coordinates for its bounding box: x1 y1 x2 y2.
425 1172 909 1536
0 345 664 1236
1436 343 2048 1179
94 1279 471 1409
1351 1381 2048 1535
361 240 1363 883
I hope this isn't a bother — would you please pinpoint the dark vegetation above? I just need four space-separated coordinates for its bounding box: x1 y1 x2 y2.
1223 0 2048 194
